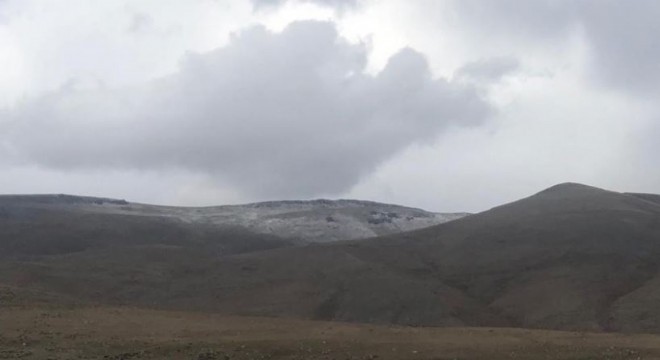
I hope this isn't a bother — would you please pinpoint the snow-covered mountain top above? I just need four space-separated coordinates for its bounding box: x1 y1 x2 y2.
0 194 469 243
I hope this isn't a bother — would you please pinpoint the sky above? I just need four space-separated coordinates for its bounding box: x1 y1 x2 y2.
0 0 658 212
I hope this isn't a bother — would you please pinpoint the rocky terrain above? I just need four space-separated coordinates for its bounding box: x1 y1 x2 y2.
3 305 660 360
2 183 660 335
0 194 466 247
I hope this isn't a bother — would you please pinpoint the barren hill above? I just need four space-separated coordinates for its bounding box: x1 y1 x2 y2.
2 183 660 333
345 183 660 331
0 194 464 256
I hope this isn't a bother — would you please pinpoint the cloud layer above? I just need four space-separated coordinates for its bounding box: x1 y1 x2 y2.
451 0 660 96
3 21 490 199
3 0 659 211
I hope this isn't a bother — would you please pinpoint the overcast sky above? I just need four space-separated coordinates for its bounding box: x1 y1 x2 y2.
0 0 658 212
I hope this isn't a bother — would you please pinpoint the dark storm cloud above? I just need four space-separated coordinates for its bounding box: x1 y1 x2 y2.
453 0 660 95
3 21 490 199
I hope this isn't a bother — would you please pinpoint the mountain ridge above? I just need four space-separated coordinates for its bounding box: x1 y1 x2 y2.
0 193 463 213
0 193 468 251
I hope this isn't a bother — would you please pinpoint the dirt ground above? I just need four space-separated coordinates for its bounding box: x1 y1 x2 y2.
2 305 660 360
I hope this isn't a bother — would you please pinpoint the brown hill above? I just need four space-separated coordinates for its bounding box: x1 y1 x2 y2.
2 183 660 333
344 183 660 331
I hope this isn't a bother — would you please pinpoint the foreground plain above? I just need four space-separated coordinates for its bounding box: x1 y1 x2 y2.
2 305 660 360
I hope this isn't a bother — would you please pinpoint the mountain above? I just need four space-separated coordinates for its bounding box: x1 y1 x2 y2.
345 182 660 331
2 183 660 333
163 198 466 243
0 194 464 257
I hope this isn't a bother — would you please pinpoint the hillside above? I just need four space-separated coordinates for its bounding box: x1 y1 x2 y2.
345 183 660 331
2 183 660 333
0 195 293 257
0 194 464 257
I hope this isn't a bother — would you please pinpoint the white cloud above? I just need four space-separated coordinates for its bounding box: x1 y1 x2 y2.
3 21 490 200
347 56 656 212
252 0 358 11
0 0 253 106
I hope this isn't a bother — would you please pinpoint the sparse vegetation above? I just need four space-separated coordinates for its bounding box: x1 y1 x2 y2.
2 306 660 359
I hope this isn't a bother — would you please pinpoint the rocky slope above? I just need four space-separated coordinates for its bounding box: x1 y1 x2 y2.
184 199 467 242
0 194 465 258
